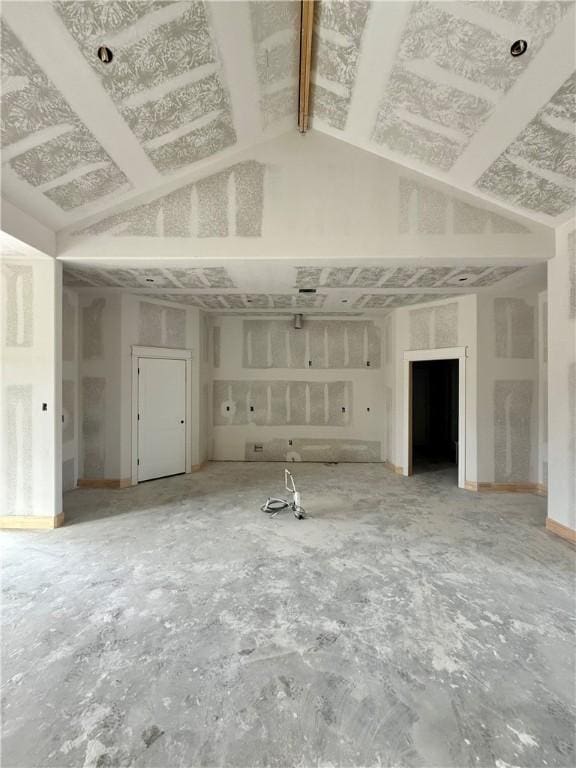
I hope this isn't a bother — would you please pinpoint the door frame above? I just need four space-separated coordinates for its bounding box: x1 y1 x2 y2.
131 346 192 486
402 346 467 489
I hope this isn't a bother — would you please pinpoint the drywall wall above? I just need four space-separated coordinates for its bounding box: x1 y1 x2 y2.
547 223 576 531
391 294 478 482
59 132 553 264
212 316 388 462
62 287 79 491
538 290 548 491
81 293 207 482
1 253 61 518
79 292 122 480
476 284 542 485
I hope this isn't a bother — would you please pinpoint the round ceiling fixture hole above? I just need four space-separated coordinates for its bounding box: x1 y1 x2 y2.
97 46 113 64
510 39 527 57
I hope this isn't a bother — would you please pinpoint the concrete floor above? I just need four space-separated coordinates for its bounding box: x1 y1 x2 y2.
2 463 575 768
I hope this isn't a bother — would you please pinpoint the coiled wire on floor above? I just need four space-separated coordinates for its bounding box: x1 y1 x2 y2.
261 497 306 519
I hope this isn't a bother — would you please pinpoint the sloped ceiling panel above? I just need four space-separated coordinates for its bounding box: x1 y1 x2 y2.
311 0 370 129
476 72 576 215
250 1 299 129
55 1 237 173
0 21 130 210
371 1 571 172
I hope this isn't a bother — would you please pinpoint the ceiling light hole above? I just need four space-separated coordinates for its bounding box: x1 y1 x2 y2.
458 277 469 282
341 299 348 303
97 46 113 64
510 39 527 57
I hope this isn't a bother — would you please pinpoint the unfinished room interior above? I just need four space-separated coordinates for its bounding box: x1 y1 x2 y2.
1 0 575 766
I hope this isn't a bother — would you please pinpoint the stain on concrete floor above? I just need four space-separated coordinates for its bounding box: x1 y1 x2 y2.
1 463 575 767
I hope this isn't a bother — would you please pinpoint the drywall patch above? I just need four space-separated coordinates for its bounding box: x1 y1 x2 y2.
3 263 33 347
399 178 447 234
245 438 381 462
453 200 529 234
250 1 299 127
213 326 221 368
409 303 458 349
62 380 75 443
62 458 75 493
65 265 235 289
295 264 524 289
214 380 352 427
62 291 76 362
5 384 33 515
82 298 105 360
242 319 381 368
73 162 266 238
435 303 458 347
138 302 186 348
44 164 130 211
495 298 535 359
409 307 432 350
494 380 533 483
82 377 105 478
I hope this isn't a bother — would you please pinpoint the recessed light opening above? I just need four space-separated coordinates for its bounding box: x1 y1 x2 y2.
510 39 527 57
97 46 113 63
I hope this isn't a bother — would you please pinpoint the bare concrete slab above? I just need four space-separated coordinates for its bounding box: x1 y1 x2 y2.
1 464 574 768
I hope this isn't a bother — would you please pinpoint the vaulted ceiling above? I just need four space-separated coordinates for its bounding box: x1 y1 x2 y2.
1 0 574 238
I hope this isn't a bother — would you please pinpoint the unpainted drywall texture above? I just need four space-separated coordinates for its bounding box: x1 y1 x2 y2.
212 316 387 462
494 298 535 359
311 1 370 130
138 301 186 348
245 438 380 462
62 288 78 491
548 225 576 528
243 319 380 368
82 377 106 478
373 1 569 181
409 303 458 349
55 1 236 174
399 177 530 235
73 162 265 238
494 380 534 483
2 257 60 517
1 20 130 210
214 381 352 427
2 263 33 347
4 384 33 514
82 298 106 360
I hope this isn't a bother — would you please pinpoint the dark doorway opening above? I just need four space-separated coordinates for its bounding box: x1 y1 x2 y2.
411 359 459 475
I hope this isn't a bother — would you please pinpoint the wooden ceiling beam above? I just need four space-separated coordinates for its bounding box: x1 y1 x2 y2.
298 0 315 133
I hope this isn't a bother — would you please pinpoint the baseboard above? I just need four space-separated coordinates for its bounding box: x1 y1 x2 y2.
0 512 64 530
191 462 208 472
467 482 540 494
546 518 576 543
78 478 131 489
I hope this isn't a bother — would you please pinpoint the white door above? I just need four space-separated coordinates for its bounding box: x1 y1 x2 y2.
138 358 186 482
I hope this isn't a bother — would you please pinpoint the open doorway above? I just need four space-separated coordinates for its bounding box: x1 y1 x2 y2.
411 359 459 478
